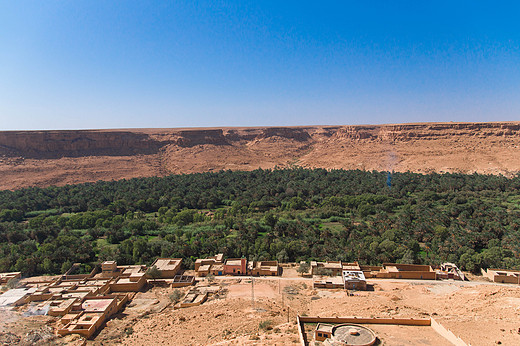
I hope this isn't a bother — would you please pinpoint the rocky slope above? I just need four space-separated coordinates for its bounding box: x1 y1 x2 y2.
1 122 519 190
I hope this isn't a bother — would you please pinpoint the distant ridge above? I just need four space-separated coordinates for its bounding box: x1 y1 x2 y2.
1 121 519 190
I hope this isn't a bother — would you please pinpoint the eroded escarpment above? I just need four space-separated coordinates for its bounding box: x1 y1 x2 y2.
1 122 519 190
0 130 161 158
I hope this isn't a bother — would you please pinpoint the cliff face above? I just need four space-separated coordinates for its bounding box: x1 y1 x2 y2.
1 122 519 190
0 130 161 158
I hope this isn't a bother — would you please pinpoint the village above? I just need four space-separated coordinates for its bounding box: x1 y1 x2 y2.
1 254 519 345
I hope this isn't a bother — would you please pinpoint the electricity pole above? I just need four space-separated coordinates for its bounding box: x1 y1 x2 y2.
251 277 255 310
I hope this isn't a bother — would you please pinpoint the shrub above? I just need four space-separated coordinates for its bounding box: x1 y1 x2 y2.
169 289 183 304
259 320 273 330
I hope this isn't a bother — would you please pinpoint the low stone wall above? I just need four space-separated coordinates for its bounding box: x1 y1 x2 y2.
430 317 470 346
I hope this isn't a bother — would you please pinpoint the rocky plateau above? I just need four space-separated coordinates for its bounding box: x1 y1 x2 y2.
1 122 519 190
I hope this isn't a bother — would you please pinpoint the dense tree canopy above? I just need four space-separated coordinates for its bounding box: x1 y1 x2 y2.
0 168 519 276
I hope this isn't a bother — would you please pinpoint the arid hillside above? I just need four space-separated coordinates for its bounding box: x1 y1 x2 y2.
1 122 519 190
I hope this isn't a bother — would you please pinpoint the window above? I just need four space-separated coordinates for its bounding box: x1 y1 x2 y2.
317 333 322 337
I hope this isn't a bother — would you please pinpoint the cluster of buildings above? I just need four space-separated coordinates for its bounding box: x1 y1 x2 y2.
0 258 188 339
1 253 517 341
311 261 466 291
194 253 281 277
0 255 283 340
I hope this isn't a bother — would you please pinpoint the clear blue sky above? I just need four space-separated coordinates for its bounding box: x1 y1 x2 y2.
1 1 519 130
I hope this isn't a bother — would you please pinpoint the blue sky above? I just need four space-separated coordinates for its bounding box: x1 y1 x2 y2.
1 1 519 130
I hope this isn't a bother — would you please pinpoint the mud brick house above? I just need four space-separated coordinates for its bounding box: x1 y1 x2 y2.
248 261 281 276
377 263 436 280
57 295 127 339
150 258 182 278
342 270 367 290
223 258 247 275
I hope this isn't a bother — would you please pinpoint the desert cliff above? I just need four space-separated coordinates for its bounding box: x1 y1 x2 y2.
1 122 519 190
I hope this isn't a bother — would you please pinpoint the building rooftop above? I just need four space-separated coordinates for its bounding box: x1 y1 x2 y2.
0 287 37 306
316 323 334 333
82 298 114 312
343 270 366 282
153 258 182 271
198 264 211 272
225 259 244 266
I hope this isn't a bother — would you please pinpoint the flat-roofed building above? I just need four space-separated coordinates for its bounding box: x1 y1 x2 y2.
210 264 225 276
342 262 361 271
195 259 217 272
359 265 383 278
109 273 146 292
197 264 212 277
248 261 281 276
150 258 182 278
315 323 334 341
311 261 344 276
342 270 367 290
195 254 224 276
57 295 128 339
224 258 247 275
378 263 436 280
313 276 344 289
101 261 118 278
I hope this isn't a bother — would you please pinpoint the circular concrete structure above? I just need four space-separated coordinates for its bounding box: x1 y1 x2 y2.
324 324 377 346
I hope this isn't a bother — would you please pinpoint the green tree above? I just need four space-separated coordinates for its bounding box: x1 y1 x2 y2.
146 265 161 282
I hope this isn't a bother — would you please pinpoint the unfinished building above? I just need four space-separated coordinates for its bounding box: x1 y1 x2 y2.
171 275 195 288
174 288 208 309
0 271 21 285
481 268 520 284
436 262 465 281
